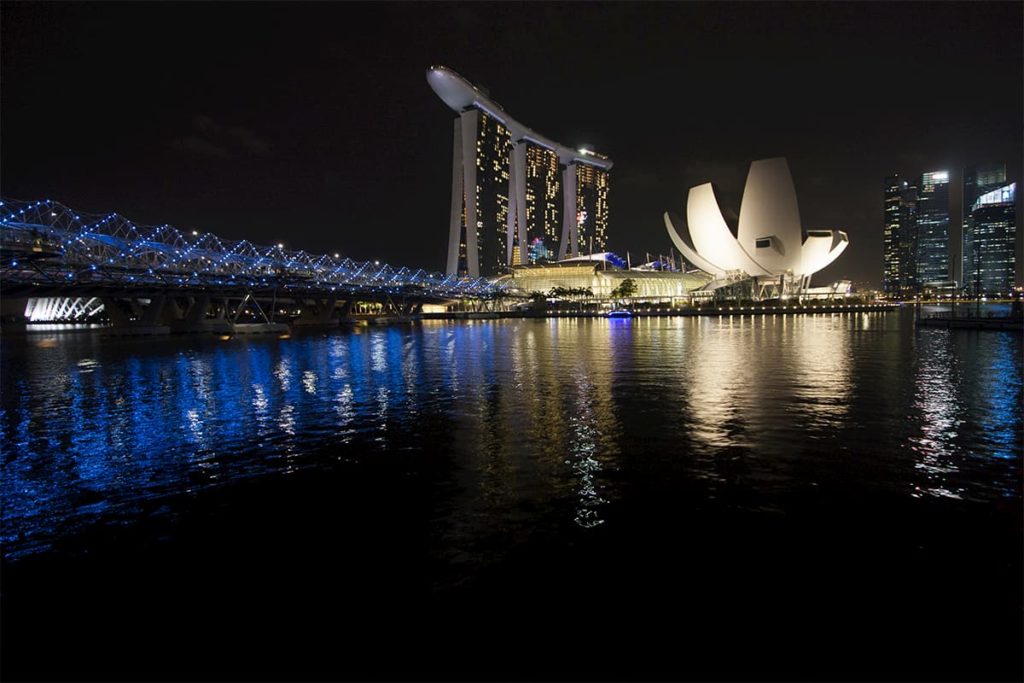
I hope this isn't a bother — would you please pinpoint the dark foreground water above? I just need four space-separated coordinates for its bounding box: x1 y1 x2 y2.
2 307 1021 680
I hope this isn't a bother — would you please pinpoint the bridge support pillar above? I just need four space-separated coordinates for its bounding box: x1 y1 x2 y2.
101 298 132 327
158 297 188 326
101 297 170 336
292 296 338 327
169 295 232 334
139 296 166 326
335 299 358 325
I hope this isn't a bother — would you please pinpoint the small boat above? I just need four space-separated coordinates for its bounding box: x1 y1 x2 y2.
605 309 632 318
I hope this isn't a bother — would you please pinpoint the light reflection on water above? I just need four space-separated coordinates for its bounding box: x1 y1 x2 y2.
911 330 965 499
1 309 1021 559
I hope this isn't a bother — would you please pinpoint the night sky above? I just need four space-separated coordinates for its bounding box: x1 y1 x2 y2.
2 2 1021 287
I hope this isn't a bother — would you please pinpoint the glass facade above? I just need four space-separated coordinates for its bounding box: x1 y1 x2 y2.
964 181 1016 295
883 175 904 295
524 143 562 263
473 111 512 276
882 175 919 297
576 163 610 254
434 67 613 277
915 171 950 287
900 183 919 295
527 236 552 264
454 108 611 275
962 165 1015 295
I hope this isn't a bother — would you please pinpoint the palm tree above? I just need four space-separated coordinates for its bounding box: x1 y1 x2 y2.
610 278 637 304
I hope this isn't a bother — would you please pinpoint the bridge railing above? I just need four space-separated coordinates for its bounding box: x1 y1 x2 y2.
1 198 505 298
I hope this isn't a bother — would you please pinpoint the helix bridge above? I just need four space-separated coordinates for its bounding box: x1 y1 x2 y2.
0 198 502 303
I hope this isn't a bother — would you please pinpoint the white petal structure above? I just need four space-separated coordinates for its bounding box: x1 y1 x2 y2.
665 157 848 285
737 158 804 275
801 230 849 276
664 212 724 277
687 184 771 276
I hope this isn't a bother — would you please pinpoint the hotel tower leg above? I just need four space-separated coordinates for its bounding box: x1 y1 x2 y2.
446 117 464 276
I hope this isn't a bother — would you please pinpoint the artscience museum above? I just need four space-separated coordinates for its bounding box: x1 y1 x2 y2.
665 157 849 299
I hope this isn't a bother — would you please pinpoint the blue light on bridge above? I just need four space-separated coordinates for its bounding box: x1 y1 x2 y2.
1 197 504 300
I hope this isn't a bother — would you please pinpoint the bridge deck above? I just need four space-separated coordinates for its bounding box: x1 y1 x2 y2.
1 198 503 302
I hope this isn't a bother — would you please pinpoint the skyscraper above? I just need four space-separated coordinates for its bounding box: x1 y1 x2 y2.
963 178 1017 295
883 175 905 296
524 144 562 261
882 174 919 297
575 160 610 254
900 181 919 295
428 66 613 277
962 165 1016 294
915 170 950 287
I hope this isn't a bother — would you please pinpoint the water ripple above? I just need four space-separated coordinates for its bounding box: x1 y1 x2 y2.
2 311 1020 559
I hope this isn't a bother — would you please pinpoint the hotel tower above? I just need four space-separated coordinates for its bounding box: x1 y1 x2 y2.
427 66 612 277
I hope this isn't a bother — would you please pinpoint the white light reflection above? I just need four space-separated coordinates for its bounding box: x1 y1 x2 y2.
302 370 318 395
274 358 292 392
374 386 389 444
76 358 100 374
185 408 204 445
371 334 387 373
335 383 354 428
910 331 965 500
685 318 753 452
788 315 852 428
567 375 607 528
278 403 296 436
251 382 273 440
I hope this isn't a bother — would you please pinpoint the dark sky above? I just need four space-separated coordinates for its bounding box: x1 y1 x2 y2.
2 2 1021 287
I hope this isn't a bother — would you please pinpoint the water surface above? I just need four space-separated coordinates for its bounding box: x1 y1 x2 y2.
2 308 1021 679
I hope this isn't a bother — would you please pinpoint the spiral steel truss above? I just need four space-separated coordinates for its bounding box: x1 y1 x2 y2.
0 198 501 300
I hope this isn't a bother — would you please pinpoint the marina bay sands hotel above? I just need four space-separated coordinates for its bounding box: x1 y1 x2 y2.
427 66 612 277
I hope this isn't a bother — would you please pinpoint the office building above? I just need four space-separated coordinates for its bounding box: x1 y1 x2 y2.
883 175 905 296
915 171 951 288
963 177 1017 295
899 181 919 295
963 165 1017 294
883 175 921 297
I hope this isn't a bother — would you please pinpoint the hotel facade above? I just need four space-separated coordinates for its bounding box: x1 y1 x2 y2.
427 66 612 277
